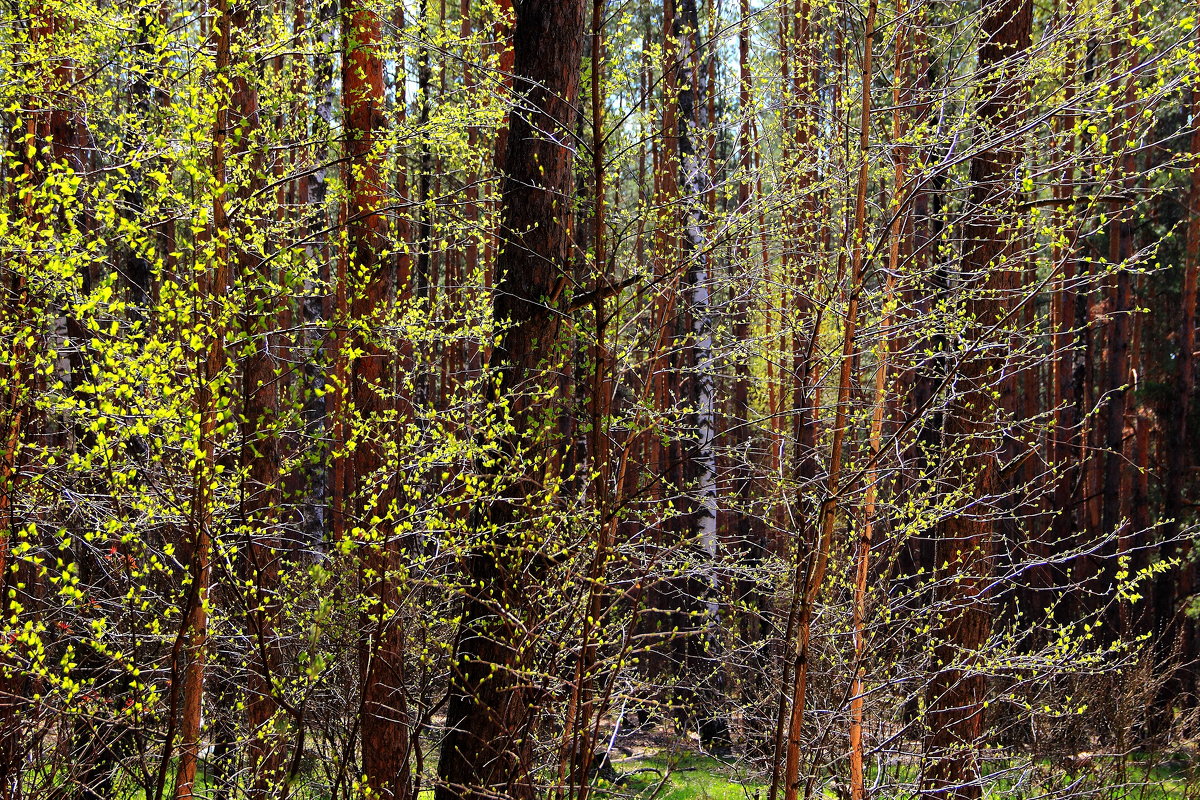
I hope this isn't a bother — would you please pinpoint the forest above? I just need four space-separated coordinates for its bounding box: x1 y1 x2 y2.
3 0 1200 797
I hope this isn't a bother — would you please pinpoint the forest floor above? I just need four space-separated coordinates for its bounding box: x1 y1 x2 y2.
590 746 1200 800
135 729 1200 799
135 744 1198 800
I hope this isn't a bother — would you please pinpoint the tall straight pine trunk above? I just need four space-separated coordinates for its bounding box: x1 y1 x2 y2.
1160 0 1200 702
1100 7 1139 641
219 3 287 794
340 0 414 795
436 2 586 798
922 1 1031 796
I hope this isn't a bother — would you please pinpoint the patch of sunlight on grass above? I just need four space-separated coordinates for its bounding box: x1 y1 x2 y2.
599 751 1197 800
600 753 767 800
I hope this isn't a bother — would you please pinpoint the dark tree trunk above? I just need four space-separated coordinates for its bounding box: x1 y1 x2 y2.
435 2 586 798
1159 57 1200 715
229 0 291 792
726 0 769 734
1100 12 1139 644
171 1 237 795
1050 22 1086 618
922 0 1031 797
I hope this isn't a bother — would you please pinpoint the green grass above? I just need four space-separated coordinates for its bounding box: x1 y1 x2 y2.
598 750 1198 800
598 753 767 800
35 745 1196 800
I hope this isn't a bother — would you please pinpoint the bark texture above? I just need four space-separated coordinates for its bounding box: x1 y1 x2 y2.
922 1 1032 797
436 2 586 797
340 0 413 796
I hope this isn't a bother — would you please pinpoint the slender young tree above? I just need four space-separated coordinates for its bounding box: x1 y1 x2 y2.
172 0 236 794
778 3 877 799
849 3 909 795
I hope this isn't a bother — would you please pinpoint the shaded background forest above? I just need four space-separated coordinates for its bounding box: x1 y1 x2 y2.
3 0 1200 798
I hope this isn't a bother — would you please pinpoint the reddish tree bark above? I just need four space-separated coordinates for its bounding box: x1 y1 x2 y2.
1100 11 1139 638
850 4 909 795
172 2 234 795
340 0 413 795
1050 22 1087 616
436 2 586 798
922 0 1031 797
207 3 289 795
0 16 49 794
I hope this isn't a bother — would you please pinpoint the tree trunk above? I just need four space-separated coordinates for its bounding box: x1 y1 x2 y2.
1160 19 1200 710
1050 20 1086 623
0 13 53 794
435 2 586 797
850 3 906 795
768 3 822 795
211 2 287 795
1100 9 1139 642
780 3 876 798
341 0 414 794
922 1 1031 797
173 0 235 794
725 0 771 746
